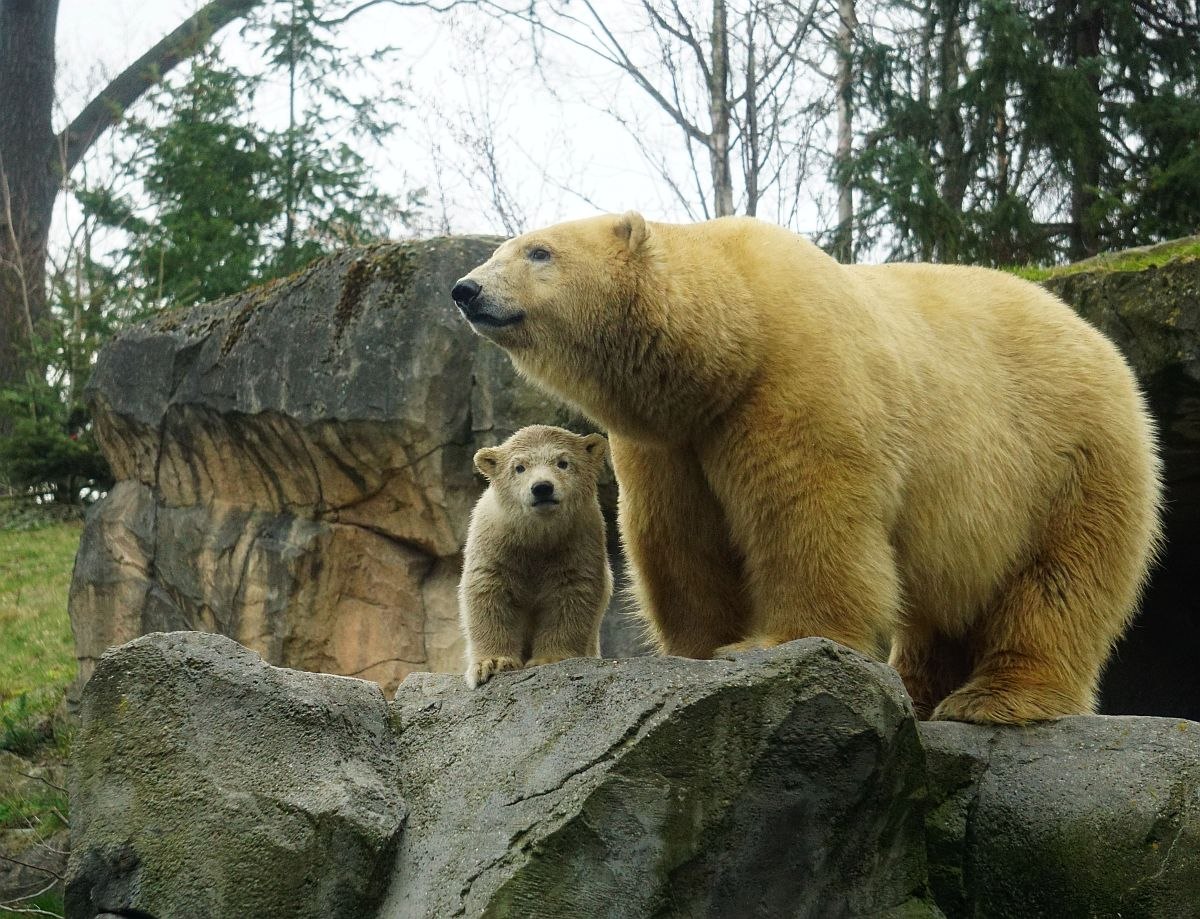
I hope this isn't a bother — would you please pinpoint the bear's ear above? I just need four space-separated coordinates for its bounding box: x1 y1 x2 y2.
615 211 648 252
581 432 608 467
474 447 500 480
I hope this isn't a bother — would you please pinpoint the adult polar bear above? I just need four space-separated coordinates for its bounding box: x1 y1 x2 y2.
451 212 1161 723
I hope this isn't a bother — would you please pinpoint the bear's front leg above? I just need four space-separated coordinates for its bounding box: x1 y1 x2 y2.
610 435 751 658
700 414 901 660
526 570 609 668
460 571 528 688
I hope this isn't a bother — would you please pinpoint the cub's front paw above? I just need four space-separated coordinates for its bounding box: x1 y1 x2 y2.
464 656 522 688
525 653 573 669
713 637 783 659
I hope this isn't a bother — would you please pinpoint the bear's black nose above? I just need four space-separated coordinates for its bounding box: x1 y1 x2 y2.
451 278 482 307
531 481 555 500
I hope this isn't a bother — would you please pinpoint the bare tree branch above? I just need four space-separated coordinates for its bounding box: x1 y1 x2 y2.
60 0 267 173
315 0 485 27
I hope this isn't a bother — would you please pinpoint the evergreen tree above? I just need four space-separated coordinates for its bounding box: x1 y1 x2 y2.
2 0 418 504
79 53 282 306
849 0 1200 265
81 2 416 310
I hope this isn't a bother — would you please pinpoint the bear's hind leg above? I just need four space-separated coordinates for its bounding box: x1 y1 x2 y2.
929 570 1099 724
889 627 973 720
933 444 1159 724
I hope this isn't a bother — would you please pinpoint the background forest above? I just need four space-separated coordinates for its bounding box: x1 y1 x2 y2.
1 0 1198 507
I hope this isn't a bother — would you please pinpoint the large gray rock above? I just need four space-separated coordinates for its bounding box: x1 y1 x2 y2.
381 637 935 919
922 717 1200 919
66 632 1200 919
69 239 643 706
65 631 406 919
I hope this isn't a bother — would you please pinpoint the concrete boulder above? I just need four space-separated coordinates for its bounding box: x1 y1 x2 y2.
381 638 933 919
922 716 1200 918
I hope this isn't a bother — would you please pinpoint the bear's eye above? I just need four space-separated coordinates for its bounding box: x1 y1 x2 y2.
557 459 569 469
527 246 552 262
515 464 526 474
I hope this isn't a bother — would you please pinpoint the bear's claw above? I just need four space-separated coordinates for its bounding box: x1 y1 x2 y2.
464 655 523 688
713 637 783 659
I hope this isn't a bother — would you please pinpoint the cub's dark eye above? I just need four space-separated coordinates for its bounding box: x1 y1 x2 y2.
515 464 526 474
557 459 569 469
527 246 552 262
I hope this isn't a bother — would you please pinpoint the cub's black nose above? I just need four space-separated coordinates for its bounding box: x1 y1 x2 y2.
531 481 555 500
451 278 482 306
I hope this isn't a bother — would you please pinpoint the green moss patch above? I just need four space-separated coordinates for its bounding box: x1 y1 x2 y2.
1009 236 1200 282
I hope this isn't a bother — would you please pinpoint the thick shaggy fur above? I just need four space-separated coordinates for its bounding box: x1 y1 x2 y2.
459 425 612 688
454 213 1162 722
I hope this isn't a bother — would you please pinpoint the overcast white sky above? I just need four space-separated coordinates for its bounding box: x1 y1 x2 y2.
54 1 830 243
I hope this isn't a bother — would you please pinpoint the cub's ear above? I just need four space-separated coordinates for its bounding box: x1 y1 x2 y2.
474 447 500 480
581 432 608 467
615 211 648 251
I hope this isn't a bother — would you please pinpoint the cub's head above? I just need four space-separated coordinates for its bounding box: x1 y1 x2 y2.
450 211 648 353
473 425 608 518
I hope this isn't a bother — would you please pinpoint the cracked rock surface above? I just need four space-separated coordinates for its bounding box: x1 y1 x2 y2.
69 238 640 703
66 632 1200 919
380 636 932 919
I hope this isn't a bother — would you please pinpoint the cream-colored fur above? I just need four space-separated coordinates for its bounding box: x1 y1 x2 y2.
459 425 613 688
454 213 1162 722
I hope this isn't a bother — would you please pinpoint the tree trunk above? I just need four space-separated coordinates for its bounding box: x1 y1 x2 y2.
743 10 759 217
935 0 967 262
0 0 60 395
834 0 856 262
282 0 299 272
1068 0 1103 259
0 0 265 394
708 0 735 217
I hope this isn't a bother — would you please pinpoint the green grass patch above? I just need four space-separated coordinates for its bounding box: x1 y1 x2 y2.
0 893 66 918
1009 235 1200 282
0 522 77 917
0 521 80 726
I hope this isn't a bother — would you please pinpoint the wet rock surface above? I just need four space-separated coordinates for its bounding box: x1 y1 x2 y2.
380 638 932 919
65 632 405 919
922 716 1200 919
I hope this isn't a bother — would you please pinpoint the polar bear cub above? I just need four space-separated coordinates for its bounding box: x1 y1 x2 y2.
459 424 613 688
